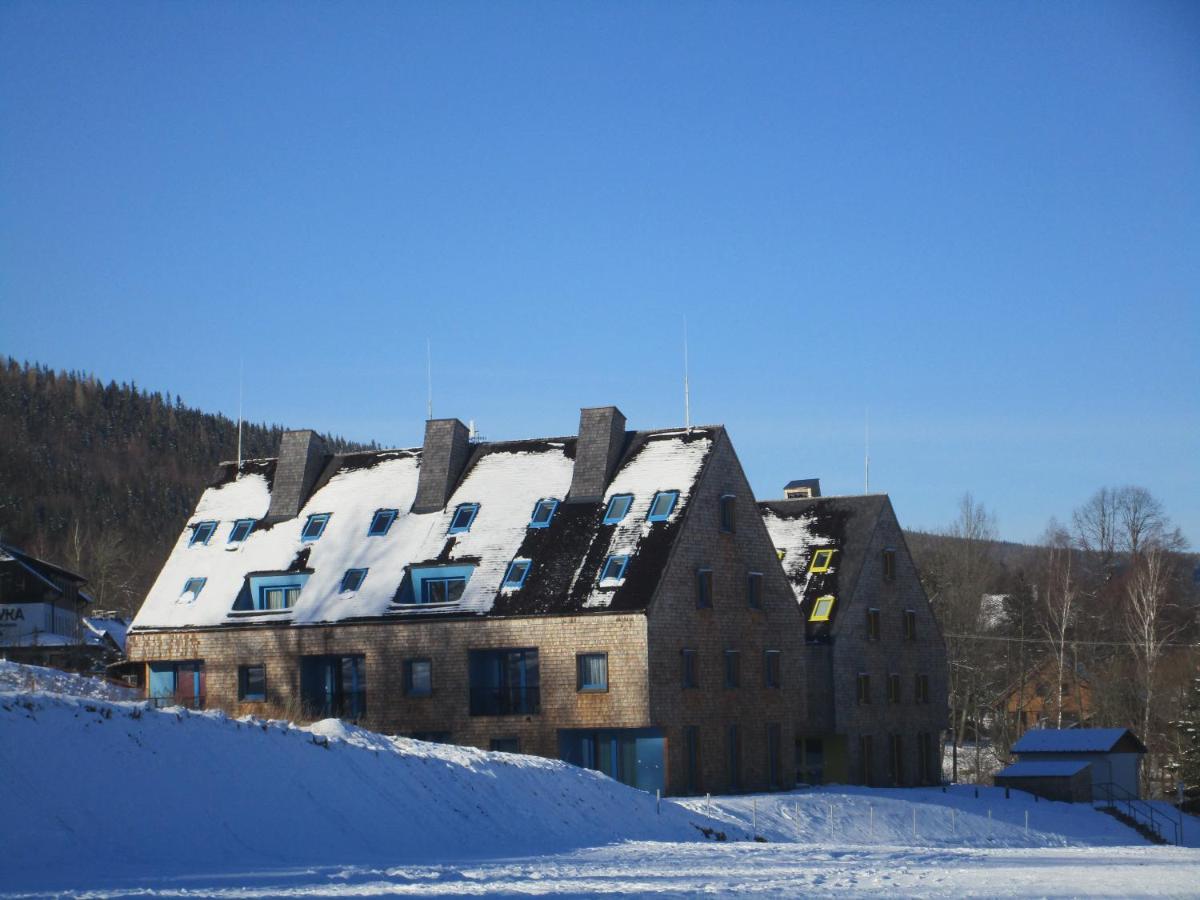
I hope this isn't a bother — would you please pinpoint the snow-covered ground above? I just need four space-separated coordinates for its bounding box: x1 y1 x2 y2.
3 662 1198 897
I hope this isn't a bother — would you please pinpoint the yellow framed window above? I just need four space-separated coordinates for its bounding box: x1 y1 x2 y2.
809 548 836 573
809 594 836 622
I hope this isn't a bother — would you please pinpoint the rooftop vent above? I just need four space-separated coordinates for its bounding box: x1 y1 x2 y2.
783 478 821 500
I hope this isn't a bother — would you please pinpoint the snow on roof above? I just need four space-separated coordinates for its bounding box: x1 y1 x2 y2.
132 430 713 630
996 760 1092 778
1012 728 1144 754
760 505 822 592
82 617 130 651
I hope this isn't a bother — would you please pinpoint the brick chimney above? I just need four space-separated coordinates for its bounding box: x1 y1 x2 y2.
567 406 627 503
266 430 328 522
413 418 471 513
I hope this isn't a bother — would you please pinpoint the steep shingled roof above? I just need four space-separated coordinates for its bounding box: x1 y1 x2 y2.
131 428 717 631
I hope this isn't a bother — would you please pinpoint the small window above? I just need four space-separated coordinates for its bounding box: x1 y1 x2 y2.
448 503 479 534
340 568 368 592
181 577 206 598
603 494 633 524
809 595 835 622
696 569 713 609
647 490 679 522
258 584 301 610
228 519 255 543
724 650 741 688
599 554 629 583
682 649 699 688
810 548 836 573
490 737 520 753
238 664 266 702
529 498 559 529
746 572 763 609
888 673 901 704
882 548 896 582
764 650 781 688
190 521 217 546
301 513 330 541
904 609 917 640
576 653 608 692
369 509 398 536
866 608 881 640
915 673 930 704
421 576 466 604
503 558 532 588
405 659 432 697
857 672 871 705
719 494 736 532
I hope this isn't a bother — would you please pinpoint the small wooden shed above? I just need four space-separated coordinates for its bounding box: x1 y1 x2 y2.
994 759 1093 802
997 727 1147 802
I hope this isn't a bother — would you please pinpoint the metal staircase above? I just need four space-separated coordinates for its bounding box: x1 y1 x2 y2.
1092 781 1181 845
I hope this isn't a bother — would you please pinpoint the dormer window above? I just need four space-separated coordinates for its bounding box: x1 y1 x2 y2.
647 491 679 522
810 548 836 573
228 519 255 543
301 513 330 541
529 499 559 529
503 558 532 588
448 503 479 534
368 509 398 537
810 595 835 622
181 577 206 599
599 554 630 584
340 568 368 593
604 494 633 525
190 521 217 546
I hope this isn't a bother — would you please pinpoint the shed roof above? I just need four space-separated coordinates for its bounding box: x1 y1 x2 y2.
996 760 1092 778
1012 728 1146 754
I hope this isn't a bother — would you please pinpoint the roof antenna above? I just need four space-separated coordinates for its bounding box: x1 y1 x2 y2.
864 406 870 494
236 356 244 479
683 315 691 433
426 338 433 421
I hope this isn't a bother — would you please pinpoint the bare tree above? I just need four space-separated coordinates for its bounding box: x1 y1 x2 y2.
1073 487 1119 565
1040 519 1077 729
1125 544 1180 753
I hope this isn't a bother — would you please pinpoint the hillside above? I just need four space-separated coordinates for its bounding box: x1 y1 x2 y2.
0 359 372 615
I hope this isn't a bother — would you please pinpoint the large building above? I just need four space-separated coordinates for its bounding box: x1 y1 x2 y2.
125 406 947 794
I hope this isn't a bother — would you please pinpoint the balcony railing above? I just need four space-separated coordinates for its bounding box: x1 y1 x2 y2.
147 694 206 710
469 686 540 716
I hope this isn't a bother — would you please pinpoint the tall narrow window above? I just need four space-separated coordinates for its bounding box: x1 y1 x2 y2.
746 572 762 609
696 569 713 609
448 503 479 534
603 494 633 524
529 498 559 528
889 734 904 786
685 726 701 794
404 659 432 697
340 568 367 593
647 491 679 522
576 653 608 692
681 649 699 688
190 521 217 546
767 723 782 789
904 609 917 640
301 513 330 541
229 519 255 543
237 664 266 702
915 673 930 704
857 672 871 705
764 650 782 688
860 734 874 786
888 673 901 704
918 732 934 785
723 650 741 689
882 548 896 582
866 608 881 640
368 509 398 536
727 724 741 791
719 494 736 532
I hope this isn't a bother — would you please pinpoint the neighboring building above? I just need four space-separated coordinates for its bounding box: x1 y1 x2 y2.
997 658 1093 738
761 493 949 787
996 727 1147 801
125 406 947 795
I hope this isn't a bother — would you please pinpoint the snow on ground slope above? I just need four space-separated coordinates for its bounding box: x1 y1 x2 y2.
0 659 137 701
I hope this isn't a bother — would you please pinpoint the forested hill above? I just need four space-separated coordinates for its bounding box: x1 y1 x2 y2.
0 359 373 616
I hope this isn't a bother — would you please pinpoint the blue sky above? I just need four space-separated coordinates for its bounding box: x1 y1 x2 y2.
2 2 1197 546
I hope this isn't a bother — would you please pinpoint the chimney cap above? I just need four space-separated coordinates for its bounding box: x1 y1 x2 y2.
783 478 821 499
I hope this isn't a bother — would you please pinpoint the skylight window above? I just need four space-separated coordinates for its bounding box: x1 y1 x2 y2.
228 519 255 543
448 503 480 534
503 558 532 588
810 548 836 573
603 494 633 525
529 499 559 529
647 491 679 522
810 595 836 622
181 577 206 598
368 509 398 537
340 568 368 593
599 555 630 583
301 513 331 541
190 521 217 546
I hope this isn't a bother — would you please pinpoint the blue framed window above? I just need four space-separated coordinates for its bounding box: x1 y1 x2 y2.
190 521 217 546
576 653 608 692
504 558 532 588
228 519 255 543
423 575 467 604
599 554 629 583
647 491 679 522
340 568 368 592
399 565 475 605
448 503 480 534
529 498 559 529
368 509 398 537
238 664 266 702
603 494 633 525
251 575 307 611
301 513 331 541
182 577 206 598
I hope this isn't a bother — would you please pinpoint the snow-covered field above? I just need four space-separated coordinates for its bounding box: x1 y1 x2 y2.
2 662 1198 897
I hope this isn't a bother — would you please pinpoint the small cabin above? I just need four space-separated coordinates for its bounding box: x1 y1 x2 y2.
995 727 1146 802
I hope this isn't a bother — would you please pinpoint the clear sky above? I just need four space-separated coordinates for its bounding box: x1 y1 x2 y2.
1 2 1197 547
